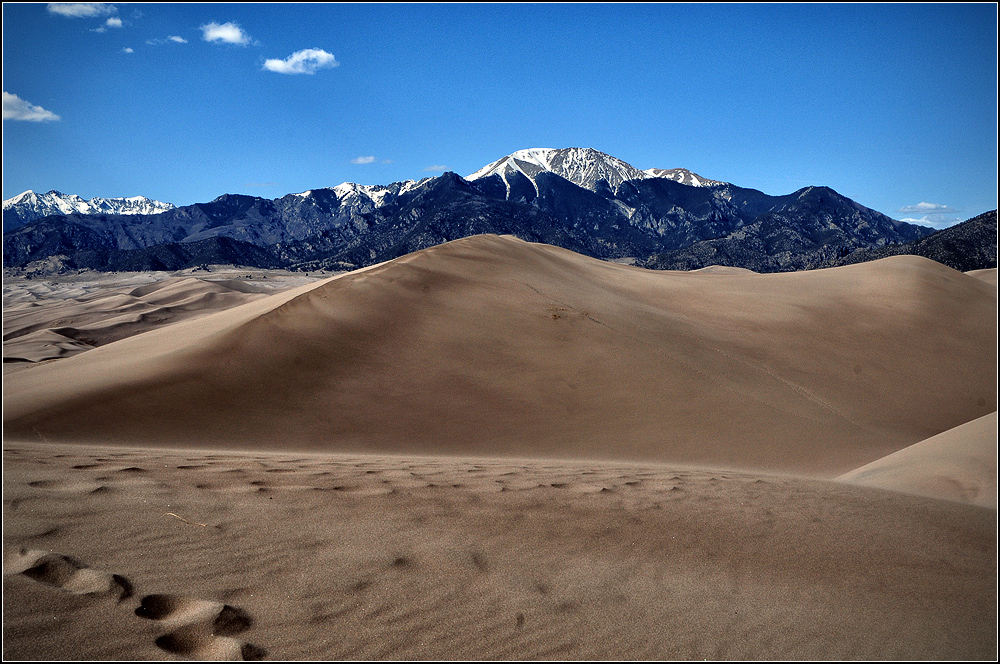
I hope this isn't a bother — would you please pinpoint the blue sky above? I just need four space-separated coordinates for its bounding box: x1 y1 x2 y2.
3 3 997 229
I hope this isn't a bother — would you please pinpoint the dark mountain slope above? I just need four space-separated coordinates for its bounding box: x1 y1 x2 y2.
4 149 936 274
641 186 932 272
815 210 997 272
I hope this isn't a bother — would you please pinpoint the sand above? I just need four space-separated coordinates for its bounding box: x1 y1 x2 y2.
3 268 325 368
3 235 996 475
3 235 997 660
3 442 996 660
837 410 998 508
967 267 998 287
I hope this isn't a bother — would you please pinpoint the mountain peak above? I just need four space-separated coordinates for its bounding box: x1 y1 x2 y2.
642 168 724 188
467 147 649 193
467 148 728 195
3 189 176 230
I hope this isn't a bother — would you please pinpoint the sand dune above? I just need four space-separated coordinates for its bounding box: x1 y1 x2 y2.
967 267 998 287
3 237 996 660
3 234 996 476
837 411 998 508
2 277 270 365
2 269 325 368
3 442 996 660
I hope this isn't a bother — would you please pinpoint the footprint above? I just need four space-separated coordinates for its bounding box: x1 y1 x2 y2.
5 548 133 602
6 549 266 660
135 594 265 661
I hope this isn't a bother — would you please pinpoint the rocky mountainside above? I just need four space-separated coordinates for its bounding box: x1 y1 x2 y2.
466 147 651 192
3 190 175 230
639 186 939 272
813 210 998 273
3 148 936 273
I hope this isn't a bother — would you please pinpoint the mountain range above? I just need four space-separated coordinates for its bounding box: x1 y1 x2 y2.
1 147 951 274
3 190 175 230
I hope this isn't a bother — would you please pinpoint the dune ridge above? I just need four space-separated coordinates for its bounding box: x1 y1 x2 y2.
837 410 998 508
3 234 996 476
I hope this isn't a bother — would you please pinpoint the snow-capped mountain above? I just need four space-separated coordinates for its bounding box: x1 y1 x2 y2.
3 190 175 229
643 168 723 188
466 147 728 197
467 147 651 193
294 179 429 210
4 147 940 275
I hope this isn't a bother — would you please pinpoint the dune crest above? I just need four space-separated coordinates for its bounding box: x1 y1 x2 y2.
3 235 996 476
836 411 998 508
966 267 997 287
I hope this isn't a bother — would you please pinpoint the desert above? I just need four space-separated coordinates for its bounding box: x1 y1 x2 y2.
2 234 997 660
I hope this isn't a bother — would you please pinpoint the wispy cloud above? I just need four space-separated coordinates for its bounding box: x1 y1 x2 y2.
91 15 123 33
897 202 963 229
122 47 134 53
3 91 61 122
423 165 448 172
263 48 338 75
200 21 251 46
147 35 188 45
897 202 960 215
351 156 376 165
47 3 116 18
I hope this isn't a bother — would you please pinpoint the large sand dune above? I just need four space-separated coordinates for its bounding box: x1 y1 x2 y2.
3 234 996 476
3 236 996 660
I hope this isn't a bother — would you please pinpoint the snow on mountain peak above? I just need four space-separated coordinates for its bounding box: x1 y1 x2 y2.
3 189 176 229
642 168 723 188
467 147 650 193
467 148 724 193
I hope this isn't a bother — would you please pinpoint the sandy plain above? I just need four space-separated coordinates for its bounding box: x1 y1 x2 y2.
2 234 997 660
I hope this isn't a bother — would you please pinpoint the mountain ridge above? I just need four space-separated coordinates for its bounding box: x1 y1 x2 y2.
3 147 940 274
3 190 175 231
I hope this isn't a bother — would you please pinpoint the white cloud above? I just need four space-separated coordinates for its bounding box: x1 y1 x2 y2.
105 17 122 28
147 35 188 45
201 21 251 45
122 47 133 53
3 91 61 122
424 165 448 172
263 48 338 75
897 202 960 215
47 3 116 18
351 156 376 164
896 202 964 229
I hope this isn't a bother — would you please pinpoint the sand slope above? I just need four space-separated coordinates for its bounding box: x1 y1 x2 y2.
966 267 998 287
3 234 996 476
837 411 998 508
3 442 996 661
